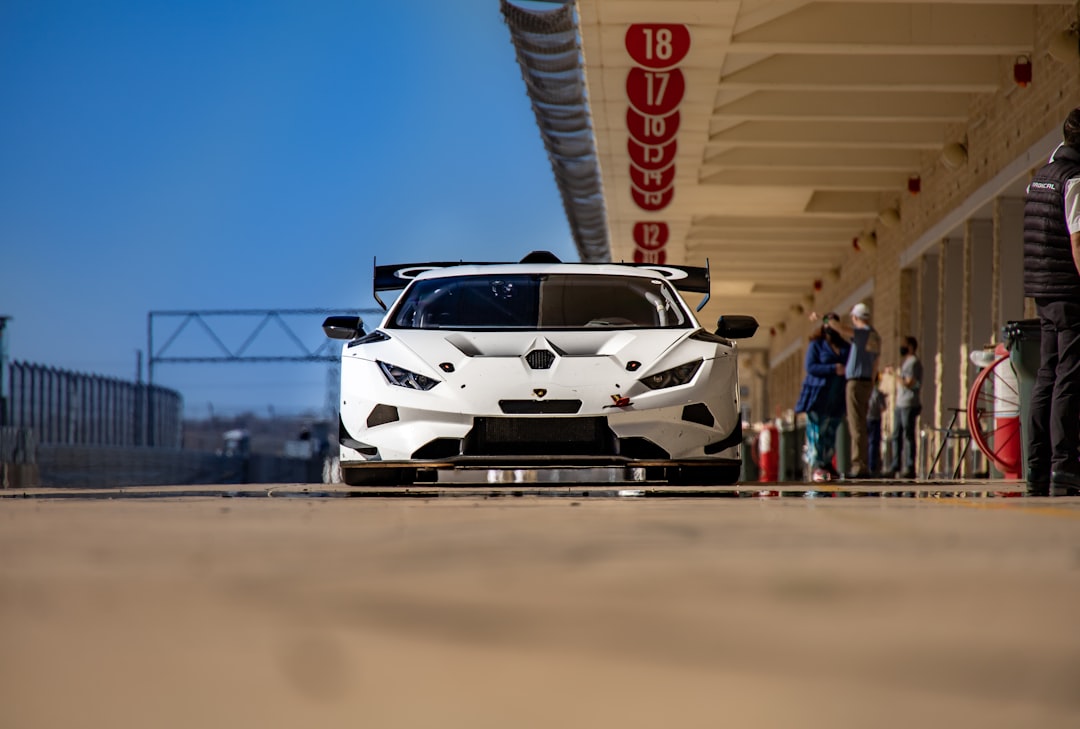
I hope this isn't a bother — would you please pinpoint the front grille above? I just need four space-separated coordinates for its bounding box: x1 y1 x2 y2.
525 349 556 369
463 417 616 456
499 399 581 414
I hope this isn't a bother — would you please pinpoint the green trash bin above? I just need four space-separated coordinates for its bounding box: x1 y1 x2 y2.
778 421 795 483
794 420 807 482
1003 319 1042 481
834 418 850 476
740 427 759 483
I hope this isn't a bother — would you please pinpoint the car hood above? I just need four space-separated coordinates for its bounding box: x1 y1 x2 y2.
347 328 715 373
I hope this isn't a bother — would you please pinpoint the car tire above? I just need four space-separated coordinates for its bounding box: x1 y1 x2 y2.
342 467 416 486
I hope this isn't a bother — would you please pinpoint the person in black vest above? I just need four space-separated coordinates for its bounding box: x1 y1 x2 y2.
1023 107 1080 497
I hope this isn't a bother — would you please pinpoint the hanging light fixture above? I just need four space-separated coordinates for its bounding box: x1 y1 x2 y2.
1049 28 1080 62
942 142 968 170
878 207 901 227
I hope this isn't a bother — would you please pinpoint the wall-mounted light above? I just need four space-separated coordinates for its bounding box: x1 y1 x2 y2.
813 278 823 292
907 175 921 195
1049 28 1080 62
878 207 901 228
1013 55 1032 87
852 236 861 252
942 142 968 170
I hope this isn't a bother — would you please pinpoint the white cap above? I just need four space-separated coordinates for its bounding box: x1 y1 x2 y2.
851 302 871 320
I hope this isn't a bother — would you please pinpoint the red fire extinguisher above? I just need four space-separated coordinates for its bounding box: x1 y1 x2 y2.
758 421 780 482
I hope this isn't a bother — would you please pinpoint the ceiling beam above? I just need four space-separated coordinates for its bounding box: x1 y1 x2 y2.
701 168 912 190
708 120 948 148
712 91 972 123
704 146 925 171
730 4 1034 56
719 55 1001 93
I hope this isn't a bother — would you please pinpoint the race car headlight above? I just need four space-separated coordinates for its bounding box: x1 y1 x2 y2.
640 359 703 390
377 361 440 390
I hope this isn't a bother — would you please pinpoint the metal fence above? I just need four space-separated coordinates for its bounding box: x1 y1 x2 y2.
4 361 182 447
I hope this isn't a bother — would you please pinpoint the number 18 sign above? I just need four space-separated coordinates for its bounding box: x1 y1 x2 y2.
625 24 691 69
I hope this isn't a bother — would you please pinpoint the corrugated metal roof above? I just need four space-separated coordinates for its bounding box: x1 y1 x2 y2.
501 0 610 262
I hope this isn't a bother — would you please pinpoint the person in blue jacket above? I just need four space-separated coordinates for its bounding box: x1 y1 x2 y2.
795 313 850 482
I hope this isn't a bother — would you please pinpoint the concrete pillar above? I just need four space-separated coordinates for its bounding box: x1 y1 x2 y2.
940 238 964 426
741 350 768 424
897 268 914 347
919 249 940 430
994 197 1026 331
961 226 972 412
965 219 994 388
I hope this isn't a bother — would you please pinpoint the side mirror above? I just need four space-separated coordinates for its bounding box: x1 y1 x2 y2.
715 315 759 340
322 315 365 340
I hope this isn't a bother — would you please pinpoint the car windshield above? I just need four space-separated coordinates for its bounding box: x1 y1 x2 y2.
387 273 692 330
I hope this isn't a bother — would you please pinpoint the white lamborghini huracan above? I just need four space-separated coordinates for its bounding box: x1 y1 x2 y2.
323 251 758 486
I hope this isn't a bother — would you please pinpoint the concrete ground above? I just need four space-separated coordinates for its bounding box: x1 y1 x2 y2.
1 485 1078 728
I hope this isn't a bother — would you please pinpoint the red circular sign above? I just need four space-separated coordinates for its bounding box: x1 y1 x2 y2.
630 161 675 192
633 247 667 264
628 137 677 170
625 67 685 116
633 221 669 251
625 24 691 69
631 183 674 211
626 107 679 146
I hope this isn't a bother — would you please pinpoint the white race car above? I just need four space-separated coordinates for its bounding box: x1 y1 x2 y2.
323 251 758 486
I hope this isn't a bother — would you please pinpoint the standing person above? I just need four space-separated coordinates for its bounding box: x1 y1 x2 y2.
826 302 881 479
795 313 849 482
866 373 887 476
1022 107 1080 497
887 336 922 479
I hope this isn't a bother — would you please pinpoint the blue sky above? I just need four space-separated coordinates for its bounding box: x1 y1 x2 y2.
0 0 577 418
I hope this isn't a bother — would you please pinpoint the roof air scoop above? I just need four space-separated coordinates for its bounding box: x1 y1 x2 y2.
520 250 562 263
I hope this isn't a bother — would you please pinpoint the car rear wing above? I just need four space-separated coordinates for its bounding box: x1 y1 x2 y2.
371 253 711 310
373 261 494 310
